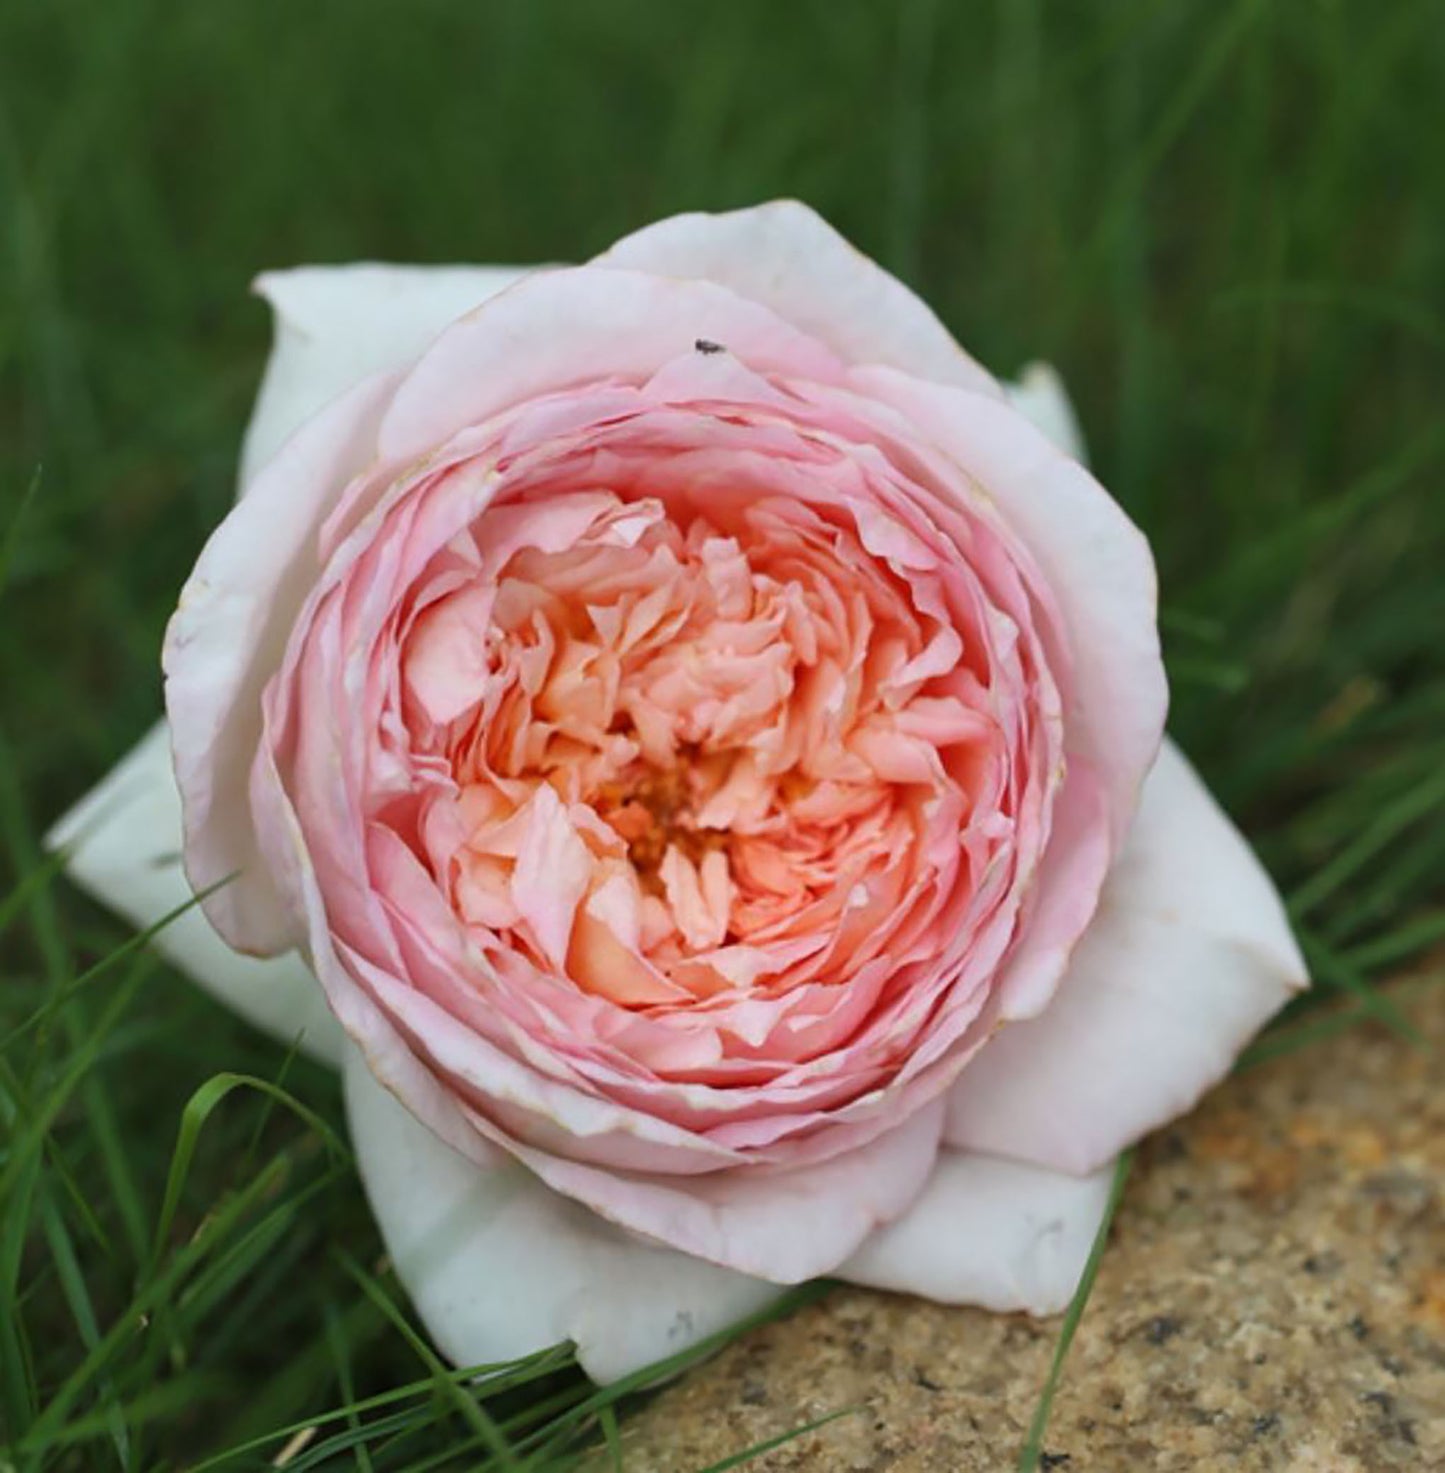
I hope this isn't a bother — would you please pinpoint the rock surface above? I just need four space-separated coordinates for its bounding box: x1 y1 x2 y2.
615 981 1445 1471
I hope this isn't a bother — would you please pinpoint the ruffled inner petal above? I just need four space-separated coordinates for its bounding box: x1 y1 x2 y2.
260 355 1088 1176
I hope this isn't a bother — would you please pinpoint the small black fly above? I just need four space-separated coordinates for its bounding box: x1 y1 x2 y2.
694 338 725 355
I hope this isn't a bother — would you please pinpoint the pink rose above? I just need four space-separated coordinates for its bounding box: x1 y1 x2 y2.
54 203 1306 1381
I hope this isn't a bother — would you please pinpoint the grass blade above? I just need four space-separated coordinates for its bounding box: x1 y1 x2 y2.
1017 1152 1134 1472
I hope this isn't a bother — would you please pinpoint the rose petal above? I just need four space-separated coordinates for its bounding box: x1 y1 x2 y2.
841 1148 1115 1314
989 758 1112 1021
164 367 405 952
44 722 343 1066
489 1098 946 1283
344 1045 779 1383
851 366 1167 849
180 265 526 950
377 265 844 464
241 264 527 488
944 738 1308 1174
597 200 1001 397
1003 361 1087 463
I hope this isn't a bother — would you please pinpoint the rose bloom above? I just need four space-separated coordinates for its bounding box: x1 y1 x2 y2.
54 203 1306 1381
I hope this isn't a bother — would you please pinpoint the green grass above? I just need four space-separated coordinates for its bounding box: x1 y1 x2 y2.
2 1 1442 1468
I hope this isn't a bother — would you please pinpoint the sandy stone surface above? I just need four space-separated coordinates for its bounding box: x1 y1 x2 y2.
613 981 1445 1471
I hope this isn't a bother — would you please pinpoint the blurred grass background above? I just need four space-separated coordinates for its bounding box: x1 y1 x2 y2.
1 0 1442 1468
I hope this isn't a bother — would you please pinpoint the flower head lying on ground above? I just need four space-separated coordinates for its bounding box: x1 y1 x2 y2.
52 202 1307 1381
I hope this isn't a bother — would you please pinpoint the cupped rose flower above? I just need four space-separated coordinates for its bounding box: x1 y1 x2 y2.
51 202 1307 1382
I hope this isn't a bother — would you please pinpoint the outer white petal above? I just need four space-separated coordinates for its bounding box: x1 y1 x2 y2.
841 1149 1114 1314
239 263 529 488
945 739 1308 1174
343 1046 780 1384
1004 361 1087 463
45 722 343 1067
